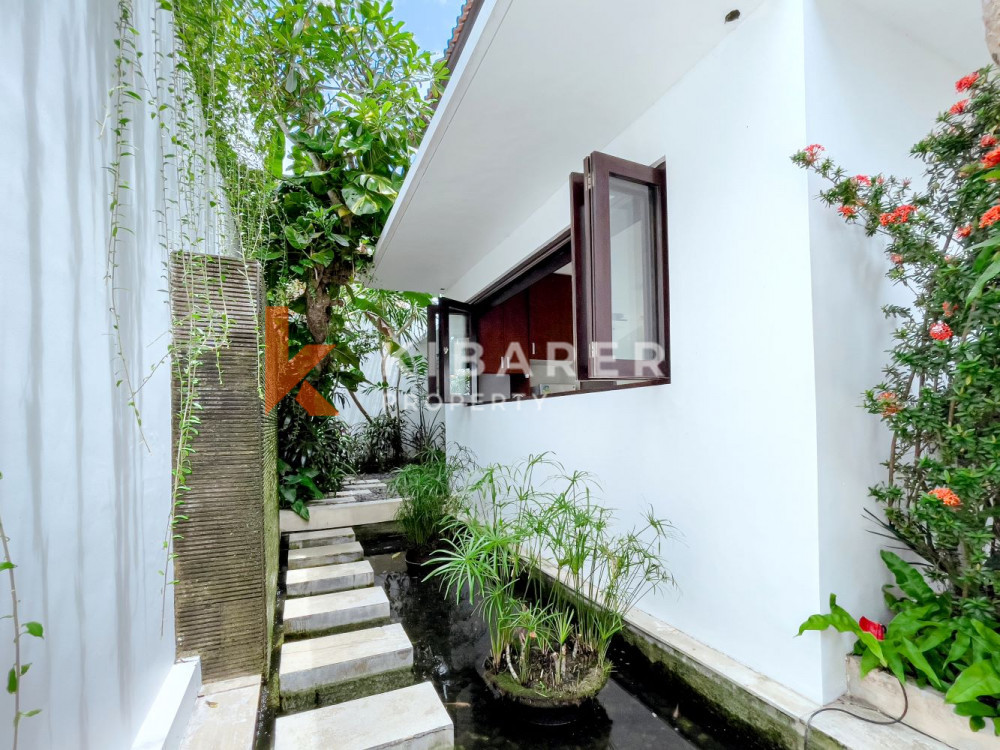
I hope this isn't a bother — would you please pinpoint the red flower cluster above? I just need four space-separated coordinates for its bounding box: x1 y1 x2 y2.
929 322 953 341
854 175 871 186
942 301 957 318
880 205 917 226
890 253 904 265
981 134 998 149
928 487 962 508
956 72 980 92
980 205 1000 228
877 391 901 416
838 205 857 218
802 144 824 164
859 617 886 641
983 148 1000 169
957 224 973 238
950 99 969 115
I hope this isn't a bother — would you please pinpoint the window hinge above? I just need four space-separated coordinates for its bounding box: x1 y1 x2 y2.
585 173 593 190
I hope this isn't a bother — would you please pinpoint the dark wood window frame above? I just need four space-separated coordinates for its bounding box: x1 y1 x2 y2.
428 153 670 404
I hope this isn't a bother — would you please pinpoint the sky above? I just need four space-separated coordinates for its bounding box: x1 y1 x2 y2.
391 0 466 57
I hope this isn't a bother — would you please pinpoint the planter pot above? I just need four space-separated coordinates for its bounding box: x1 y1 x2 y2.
404 548 441 577
481 657 610 712
846 655 995 750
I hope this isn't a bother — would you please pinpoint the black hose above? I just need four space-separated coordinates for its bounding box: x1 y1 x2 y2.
803 678 909 748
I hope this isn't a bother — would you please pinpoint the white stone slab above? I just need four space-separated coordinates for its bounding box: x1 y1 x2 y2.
179 675 260 750
280 498 402 533
287 541 363 570
274 682 453 750
344 478 384 485
280 624 413 695
286 561 374 597
309 495 357 506
283 587 390 636
337 488 371 497
287 527 355 550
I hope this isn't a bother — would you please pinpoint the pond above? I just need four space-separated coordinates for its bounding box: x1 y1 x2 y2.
362 534 762 750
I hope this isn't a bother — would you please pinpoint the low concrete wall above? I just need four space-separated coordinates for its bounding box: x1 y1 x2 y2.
847 655 995 750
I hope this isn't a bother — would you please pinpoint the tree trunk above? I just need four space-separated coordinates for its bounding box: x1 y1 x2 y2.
985 0 1000 65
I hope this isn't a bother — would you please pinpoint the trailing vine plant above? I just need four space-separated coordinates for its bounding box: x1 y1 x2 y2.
105 0 273 622
793 68 1000 733
0 473 44 749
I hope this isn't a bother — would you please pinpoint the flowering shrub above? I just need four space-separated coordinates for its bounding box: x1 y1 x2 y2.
793 68 1000 732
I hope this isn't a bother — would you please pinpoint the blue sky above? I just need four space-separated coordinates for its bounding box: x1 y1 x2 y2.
391 0 465 57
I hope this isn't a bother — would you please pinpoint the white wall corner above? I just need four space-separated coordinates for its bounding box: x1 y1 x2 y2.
131 657 202 750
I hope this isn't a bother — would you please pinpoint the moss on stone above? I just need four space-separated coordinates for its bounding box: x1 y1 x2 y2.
621 628 846 750
483 662 610 708
280 667 415 713
283 616 392 642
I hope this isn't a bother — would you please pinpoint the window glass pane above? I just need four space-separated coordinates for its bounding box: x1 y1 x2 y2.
448 312 473 398
608 177 657 361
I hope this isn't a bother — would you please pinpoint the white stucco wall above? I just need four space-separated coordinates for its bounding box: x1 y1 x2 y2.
803 0 985 701
446 0 837 702
0 1 231 747
444 0 986 707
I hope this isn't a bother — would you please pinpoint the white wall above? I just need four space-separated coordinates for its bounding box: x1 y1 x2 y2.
0 1 230 747
447 0 835 702
446 0 986 707
803 0 984 700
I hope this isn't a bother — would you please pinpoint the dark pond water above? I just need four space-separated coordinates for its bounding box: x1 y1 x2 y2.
364 538 752 750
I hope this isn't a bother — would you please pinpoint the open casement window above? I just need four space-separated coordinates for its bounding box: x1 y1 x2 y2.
574 152 670 380
427 298 476 404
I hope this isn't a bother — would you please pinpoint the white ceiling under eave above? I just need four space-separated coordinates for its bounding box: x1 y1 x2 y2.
372 0 766 294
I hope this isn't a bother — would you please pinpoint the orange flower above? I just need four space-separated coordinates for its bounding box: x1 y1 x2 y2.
942 301 957 317
928 487 961 507
950 99 969 115
930 322 953 341
855 175 872 186
890 253 904 265
983 148 1000 168
956 72 980 92
803 144 824 164
981 134 998 148
838 205 857 218
980 205 1000 228
957 224 973 238
877 392 901 416
881 205 917 226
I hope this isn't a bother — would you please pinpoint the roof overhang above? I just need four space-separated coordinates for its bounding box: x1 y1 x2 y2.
373 0 765 295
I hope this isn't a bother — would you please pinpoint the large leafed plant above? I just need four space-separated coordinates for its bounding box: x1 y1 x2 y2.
792 68 1000 733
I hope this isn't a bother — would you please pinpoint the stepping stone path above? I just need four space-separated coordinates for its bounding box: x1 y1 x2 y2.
276 523 453 748
287 541 364 570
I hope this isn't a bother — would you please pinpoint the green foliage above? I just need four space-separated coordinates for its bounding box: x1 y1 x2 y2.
278 398 354 491
427 455 674 693
390 450 470 550
0 472 43 745
799 553 1000 733
792 68 1000 733
792 70 1000 616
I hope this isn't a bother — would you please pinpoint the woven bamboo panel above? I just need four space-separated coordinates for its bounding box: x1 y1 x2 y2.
169 252 272 681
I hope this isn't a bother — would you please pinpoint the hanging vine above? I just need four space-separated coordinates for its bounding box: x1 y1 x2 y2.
105 0 273 622
0 473 44 749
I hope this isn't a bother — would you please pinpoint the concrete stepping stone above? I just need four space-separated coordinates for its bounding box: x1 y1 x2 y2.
287 528 355 550
274 681 453 750
337 488 371 497
279 624 414 711
283 587 390 638
344 478 383 485
286 561 374 598
280 498 402 534
344 482 386 490
309 495 358 506
287 541 363 570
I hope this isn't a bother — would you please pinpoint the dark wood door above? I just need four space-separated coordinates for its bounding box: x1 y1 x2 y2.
502 290 530 374
529 274 573 360
477 305 505 375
